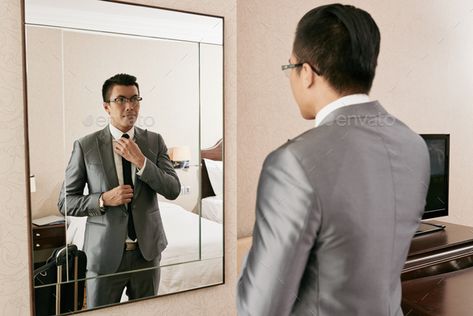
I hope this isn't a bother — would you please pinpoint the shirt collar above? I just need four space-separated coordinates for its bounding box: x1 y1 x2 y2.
315 94 372 127
109 124 135 140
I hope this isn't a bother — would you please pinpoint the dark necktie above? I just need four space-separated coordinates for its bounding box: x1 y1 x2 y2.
122 133 136 240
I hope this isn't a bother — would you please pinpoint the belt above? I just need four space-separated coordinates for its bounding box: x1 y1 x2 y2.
124 242 138 251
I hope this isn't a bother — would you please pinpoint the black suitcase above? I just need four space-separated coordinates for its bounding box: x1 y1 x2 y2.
33 244 87 316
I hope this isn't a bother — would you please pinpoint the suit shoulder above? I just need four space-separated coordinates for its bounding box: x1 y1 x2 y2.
136 128 168 153
262 136 315 193
271 127 329 157
76 129 103 147
264 134 311 170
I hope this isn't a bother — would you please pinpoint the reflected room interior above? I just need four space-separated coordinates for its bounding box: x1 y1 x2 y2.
25 0 224 315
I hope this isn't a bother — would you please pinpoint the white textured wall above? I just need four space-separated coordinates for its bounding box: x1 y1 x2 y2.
0 0 236 315
237 0 473 237
201 44 224 149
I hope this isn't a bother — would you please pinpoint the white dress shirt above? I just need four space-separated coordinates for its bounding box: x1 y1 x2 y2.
315 94 372 127
109 124 147 241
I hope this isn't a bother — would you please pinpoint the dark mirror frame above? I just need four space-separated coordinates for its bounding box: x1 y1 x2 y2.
21 1 225 315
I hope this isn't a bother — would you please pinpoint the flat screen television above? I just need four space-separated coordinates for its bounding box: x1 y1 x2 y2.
416 134 449 235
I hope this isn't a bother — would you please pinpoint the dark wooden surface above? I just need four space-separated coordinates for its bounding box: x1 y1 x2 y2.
408 220 473 257
402 220 473 316
32 223 66 265
402 267 473 316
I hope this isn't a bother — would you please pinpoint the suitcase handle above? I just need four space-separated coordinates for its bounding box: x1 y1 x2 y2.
55 244 78 265
33 244 79 279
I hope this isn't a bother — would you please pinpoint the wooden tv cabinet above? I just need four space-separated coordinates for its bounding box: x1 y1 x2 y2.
402 220 473 316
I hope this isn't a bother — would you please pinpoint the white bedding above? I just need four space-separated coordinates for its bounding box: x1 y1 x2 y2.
201 196 223 224
158 257 223 295
158 202 223 294
159 201 223 265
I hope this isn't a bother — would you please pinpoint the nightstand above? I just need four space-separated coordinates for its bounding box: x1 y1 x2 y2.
32 223 66 267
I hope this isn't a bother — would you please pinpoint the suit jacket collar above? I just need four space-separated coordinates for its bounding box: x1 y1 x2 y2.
318 101 389 127
97 126 119 190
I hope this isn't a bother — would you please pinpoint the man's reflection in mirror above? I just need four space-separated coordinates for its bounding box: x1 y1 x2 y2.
58 73 180 308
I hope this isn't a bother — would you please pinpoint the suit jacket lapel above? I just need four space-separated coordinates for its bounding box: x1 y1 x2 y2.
97 126 120 190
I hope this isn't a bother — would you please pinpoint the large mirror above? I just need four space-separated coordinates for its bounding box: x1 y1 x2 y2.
25 0 223 314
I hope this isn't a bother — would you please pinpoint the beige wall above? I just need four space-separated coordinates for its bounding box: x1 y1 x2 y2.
0 0 236 315
25 26 64 219
237 0 473 237
201 44 224 149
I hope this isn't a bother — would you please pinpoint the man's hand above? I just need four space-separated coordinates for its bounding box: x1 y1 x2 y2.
101 185 134 206
114 137 146 169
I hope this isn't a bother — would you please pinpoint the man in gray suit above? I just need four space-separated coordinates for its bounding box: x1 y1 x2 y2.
237 4 430 316
59 73 180 308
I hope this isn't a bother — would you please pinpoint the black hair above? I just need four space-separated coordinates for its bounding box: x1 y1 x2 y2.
102 73 140 102
293 3 380 94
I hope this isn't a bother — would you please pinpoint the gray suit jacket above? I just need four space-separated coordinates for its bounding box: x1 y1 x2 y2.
58 126 180 275
237 102 430 316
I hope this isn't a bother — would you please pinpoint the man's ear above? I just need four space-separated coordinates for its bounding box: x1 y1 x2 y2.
103 102 110 114
301 63 316 89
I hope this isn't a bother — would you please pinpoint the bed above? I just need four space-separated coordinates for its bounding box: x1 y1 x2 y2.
158 201 223 295
201 195 223 224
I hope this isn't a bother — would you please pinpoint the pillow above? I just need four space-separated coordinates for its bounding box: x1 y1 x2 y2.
204 158 223 197
201 196 223 223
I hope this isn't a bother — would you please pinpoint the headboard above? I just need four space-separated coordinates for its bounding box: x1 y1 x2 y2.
201 139 223 199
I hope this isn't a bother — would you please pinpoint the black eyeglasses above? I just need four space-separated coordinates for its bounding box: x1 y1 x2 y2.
107 96 143 105
281 63 303 77
281 61 321 77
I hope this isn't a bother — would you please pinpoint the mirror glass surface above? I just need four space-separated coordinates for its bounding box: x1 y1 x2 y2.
25 0 223 314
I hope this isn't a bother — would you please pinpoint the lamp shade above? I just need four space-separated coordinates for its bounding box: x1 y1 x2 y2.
168 146 191 162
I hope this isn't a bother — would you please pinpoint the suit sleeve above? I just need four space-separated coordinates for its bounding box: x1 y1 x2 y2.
138 133 181 200
57 140 103 217
237 147 321 316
